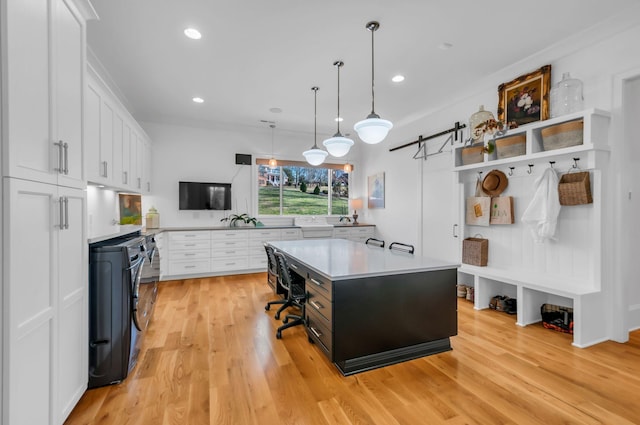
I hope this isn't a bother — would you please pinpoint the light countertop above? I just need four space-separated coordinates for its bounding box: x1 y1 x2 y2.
268 239 458 281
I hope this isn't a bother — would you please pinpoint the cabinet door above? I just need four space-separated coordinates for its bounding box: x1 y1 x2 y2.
122 123 132 188
99 98 114 183
4 0 56 185
56 186 87 421
143 138 152 193
131 132 141 190
5 178 58 425
112 113 124 187
54 0 85 188
84 83 102 183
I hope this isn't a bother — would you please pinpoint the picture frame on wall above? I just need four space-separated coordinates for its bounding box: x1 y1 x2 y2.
119 193 142 225
367 172 385 209
497 64 551 127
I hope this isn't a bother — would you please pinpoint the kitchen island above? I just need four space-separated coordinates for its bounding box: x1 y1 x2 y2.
267 239 459 375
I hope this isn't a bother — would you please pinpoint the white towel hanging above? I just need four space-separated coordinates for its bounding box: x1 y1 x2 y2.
521 167 561 243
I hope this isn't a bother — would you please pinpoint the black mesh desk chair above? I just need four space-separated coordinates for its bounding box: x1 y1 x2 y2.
264 244 287 313
273 251 306 339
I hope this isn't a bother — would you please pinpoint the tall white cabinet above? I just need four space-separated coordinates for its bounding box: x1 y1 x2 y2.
1 0 97 424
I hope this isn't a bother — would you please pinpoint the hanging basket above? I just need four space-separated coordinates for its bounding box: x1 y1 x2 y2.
558 171 592 206
462 236 488 266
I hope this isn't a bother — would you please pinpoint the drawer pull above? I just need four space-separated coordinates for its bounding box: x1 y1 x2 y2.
289 263 298 270
310 278 322 286
184 265 196 269
184 253 196 256
184 244 196 247
309 327 323 338
310 300 324 310
225 262 235 266
185 234 196 237
225 251 236 254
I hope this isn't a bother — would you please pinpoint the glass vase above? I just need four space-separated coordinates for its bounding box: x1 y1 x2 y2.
550 72 584 118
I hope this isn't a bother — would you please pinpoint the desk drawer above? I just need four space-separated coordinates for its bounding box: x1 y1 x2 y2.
306 284 332 324
170 240 210 251
306 309 332 359
286 258 308 280
307 270 332 299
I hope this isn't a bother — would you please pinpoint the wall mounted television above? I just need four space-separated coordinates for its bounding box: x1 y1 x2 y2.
179 181 232 210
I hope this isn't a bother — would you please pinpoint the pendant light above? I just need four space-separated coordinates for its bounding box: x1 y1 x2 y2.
268 123 277 168
323 61 354 157
343 162 353 172
303 86 328 166
354 21 393 144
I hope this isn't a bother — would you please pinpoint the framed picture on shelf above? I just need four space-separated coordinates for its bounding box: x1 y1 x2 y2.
497 64 551 127
367 172 385 209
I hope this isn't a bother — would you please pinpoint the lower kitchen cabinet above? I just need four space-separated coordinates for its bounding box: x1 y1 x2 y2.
3 178 87 425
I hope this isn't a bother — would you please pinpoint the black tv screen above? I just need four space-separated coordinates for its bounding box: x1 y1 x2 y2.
179 181 232 210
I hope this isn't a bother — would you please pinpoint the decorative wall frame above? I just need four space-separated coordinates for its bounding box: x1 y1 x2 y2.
119 193 142 224
498 65 551 127
367 172 385 209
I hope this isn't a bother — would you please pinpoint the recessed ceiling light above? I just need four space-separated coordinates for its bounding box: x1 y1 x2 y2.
192 97 204 103
335 117 344 122
269 107 283 113
392 75 405 83
184 28 202 40
438 42 453 50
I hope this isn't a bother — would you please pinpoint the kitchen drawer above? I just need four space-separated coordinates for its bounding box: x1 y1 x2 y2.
333 228 351 239
170 250 209 261
286 258 308 280
210 229 248 241
249 229 280 240
248 245 266 257
306 309 332 359
280 228 301 240
211 239 248 250
306 283 332 324
169 231 210 242
211 246 247 257
350 226 374 236
249 254 268 269
211 256 248 272
307 269 332 299
169 240 211 251
169 259 210 275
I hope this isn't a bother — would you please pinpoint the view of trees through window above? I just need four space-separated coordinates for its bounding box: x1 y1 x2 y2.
258 164 349 216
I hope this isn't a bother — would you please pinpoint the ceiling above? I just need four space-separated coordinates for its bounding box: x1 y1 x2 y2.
87 0 639 140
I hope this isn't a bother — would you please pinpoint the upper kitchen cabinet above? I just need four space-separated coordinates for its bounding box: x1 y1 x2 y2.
85 65 153 192
2 0 95 190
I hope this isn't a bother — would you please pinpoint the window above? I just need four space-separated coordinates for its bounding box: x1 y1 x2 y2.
257 161 349 216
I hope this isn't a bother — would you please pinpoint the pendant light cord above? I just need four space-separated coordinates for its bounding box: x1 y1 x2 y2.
334 61 344 134
370 26 375 115
270 124 275 156
312 86 319 148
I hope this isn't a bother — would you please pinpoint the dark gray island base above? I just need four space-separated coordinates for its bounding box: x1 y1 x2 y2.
267 239 458 376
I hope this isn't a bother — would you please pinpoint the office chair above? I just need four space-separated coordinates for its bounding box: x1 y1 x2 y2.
389 242 415 254
264 244 287 313
273 251 306 339
365 237 385 248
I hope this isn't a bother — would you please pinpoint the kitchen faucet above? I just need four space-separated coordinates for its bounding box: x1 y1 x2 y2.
339 216 351 223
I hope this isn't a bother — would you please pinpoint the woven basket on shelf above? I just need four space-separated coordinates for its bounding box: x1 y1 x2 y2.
558 171 592 205
462 237 488 266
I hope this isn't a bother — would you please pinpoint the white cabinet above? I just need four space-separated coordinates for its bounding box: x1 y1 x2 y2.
248 229 281 269
168 231 211 276
3 0 87 190
454 109 611 347
211 230 249 272
4 178 87 425
85 68 153 192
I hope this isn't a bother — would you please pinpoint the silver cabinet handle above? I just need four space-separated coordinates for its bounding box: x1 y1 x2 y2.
310 300 323 310
147 182 150 192
53 141 64 173
102 161 108 178
184 265 196 269
184 253 196 256
59 197 65 229
63 142 69 174
309 327 322 338
123 171 128 184
64 197 69 229
137 177 141 189
453 224 458 238
289 263 298 270
310 278 322 286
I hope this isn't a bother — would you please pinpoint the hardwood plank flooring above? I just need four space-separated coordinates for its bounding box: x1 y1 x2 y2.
66 273 640 425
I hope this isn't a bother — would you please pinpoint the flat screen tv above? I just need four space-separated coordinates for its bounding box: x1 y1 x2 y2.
179 181 232 210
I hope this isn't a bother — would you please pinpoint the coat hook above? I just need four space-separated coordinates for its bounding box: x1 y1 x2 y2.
527 164 534 174
508 167 515 176
477 171 483 179
572 157 580 168
549 161 555 168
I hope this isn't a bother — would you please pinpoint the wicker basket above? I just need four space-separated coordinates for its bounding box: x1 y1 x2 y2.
541 119 583 151
541 303 574 334
462 237 488 266
495 134 526 159
461 145 484 165
558 171 592 205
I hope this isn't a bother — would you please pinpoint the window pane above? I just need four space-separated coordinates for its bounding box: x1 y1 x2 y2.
331 169 349 215
282 166 328 215
258 165 281 215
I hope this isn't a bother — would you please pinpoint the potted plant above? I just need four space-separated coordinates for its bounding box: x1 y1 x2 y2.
220 213 260 227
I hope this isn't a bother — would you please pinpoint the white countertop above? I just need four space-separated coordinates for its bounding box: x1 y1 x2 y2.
268 239 459 281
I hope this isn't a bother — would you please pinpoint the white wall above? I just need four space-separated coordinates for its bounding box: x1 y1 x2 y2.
140 121 365 228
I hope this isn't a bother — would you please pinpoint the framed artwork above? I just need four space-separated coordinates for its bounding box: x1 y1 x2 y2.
367 172 385 209
119 193 142 225
497 65 551 127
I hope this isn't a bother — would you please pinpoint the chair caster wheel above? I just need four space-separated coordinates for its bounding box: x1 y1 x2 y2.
283 318 289 324
265 305 270 311
276 331 282 339
275 313 280 320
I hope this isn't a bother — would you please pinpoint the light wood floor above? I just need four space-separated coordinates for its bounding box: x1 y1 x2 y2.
66 273 640 425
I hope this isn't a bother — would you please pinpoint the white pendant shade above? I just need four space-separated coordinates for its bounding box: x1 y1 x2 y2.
323 134 354 157
354 117 393 144
303 147 328 166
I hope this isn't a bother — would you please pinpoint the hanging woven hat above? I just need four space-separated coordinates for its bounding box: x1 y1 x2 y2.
482 169 508 196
